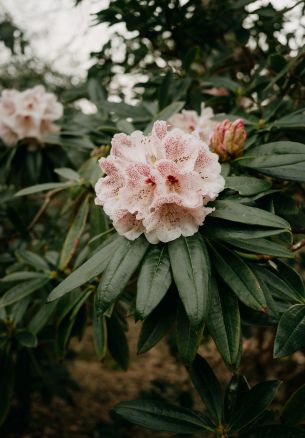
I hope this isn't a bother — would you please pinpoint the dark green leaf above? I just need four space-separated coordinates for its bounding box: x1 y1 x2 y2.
189 354 223 424
136 245 172 319
92 295 107 360
176 301 203 366
211 200 290 230
209 244 266 311
282 383 305 425
15 330 38 348
241 425 305 437
0 277 49 308
113 399 212 434
107 309 129 370
237 141 305 181
225 176 271 196
48 235 120 302
207 278 241 367
169 235 210 328
228 380 281 431
274 304 305 357
97 236 149 314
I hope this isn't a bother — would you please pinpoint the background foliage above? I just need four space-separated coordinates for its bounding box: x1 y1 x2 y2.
2 0 305 436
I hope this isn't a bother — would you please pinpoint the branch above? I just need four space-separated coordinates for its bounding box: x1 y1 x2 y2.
28 188 64 230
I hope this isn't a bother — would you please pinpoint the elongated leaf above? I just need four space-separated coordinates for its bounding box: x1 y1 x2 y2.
97 236 149 314
274 304 305 357
224 374 250 423
1 271 46 282
54 167 80 181
137 292 176 354
107 309 129 370
189 354 223 424
16 249 50 271
48 235 120 302
15 181 72 196
59 196 90 270
176 301 203 365
28 301 58 335
282 383 305 425
92 295 107 360
113 400 213 434
136 245 172 319
204 221 289 241
0 277 49 308
226 237 293 258
228 380 281 431
211 200 290 230
168 235 211 328
237 141 305 181
209 244 266 311
207 278 241 367
225 176 271 196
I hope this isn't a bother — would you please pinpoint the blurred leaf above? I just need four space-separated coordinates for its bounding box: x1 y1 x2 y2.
274 304 305 357
15 329 38 348
15 181 72 197
282 383 305 425
0 277 49 308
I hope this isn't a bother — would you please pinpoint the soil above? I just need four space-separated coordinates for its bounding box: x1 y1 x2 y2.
3 321 305 438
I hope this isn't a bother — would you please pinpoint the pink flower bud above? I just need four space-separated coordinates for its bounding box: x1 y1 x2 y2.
209 118 247 162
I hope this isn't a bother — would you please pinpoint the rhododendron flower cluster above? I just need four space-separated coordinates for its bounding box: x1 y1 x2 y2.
168 103 217 144
210 118 247 162
95 121 225 244
0 86 63 146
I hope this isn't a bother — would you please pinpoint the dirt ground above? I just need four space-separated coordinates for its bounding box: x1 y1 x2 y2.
3 321 305 438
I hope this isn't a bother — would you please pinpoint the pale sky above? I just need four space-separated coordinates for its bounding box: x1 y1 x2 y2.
1 0 304 78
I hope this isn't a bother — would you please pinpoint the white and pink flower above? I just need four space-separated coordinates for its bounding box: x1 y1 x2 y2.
95 121 224 244
168 103 218 144
0 86 63 146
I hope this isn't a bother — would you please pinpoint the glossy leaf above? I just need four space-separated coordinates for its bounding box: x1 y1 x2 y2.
228 380 281 431
189 354 223 424
176 301 203 366
274 304 305 357
114 399 212 434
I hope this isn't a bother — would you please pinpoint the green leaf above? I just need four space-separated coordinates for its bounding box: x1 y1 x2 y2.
237 141 305 181
189 354 223 424
113 399 213 434
282 383 305 425
226 237 293 258
207 277 241 367
92 295 107 360
209 244 266 311
0 277 49 308
1 271 46 282
96 236 149 314
168 235 211 328
59 195 90 270
15 330 38 348
28 301 58 335
137 292 176 354
48 235 120 302
176 301 203 366
107 309 129 370
16 249 50 271
225 176 271 196
15 181 72 197
274 304 305 357
211 200 290 230
144 101 185 134
228 380 281 432
136 245 172 319
54 167 81 181
204 221 288 241
224 374 250 423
